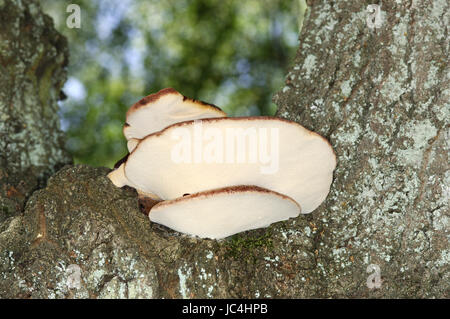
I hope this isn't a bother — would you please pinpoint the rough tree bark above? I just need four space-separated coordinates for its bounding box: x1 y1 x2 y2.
273 0 449 297
0 0 448 298
0 0 70 224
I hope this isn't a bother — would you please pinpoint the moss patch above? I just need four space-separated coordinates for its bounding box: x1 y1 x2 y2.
224 230 273 260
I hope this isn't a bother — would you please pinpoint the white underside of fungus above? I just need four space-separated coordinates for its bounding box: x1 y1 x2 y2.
149 185 301 239
123 88 226 151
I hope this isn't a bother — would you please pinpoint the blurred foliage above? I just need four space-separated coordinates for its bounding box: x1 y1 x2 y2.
40 0 298 167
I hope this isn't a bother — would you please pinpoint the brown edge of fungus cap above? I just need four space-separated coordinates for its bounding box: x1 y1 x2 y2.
126 88 225 118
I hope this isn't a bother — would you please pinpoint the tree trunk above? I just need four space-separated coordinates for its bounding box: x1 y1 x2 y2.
0 0 71 223
274 0 449 297
0 0 448 298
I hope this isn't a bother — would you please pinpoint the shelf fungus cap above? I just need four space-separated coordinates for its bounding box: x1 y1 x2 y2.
127 138 140 153
108 160 162 199
120 116 336 214
123 88 226 151
107 163 128 188
149 185 301 239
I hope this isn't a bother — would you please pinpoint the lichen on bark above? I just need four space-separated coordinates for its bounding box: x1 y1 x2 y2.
274 0 449 297
0 0 71 220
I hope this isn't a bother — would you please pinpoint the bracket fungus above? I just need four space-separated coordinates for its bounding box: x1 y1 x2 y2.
149 185 301 239
109 117 336 214
123 88 226 151
108 88 336 239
